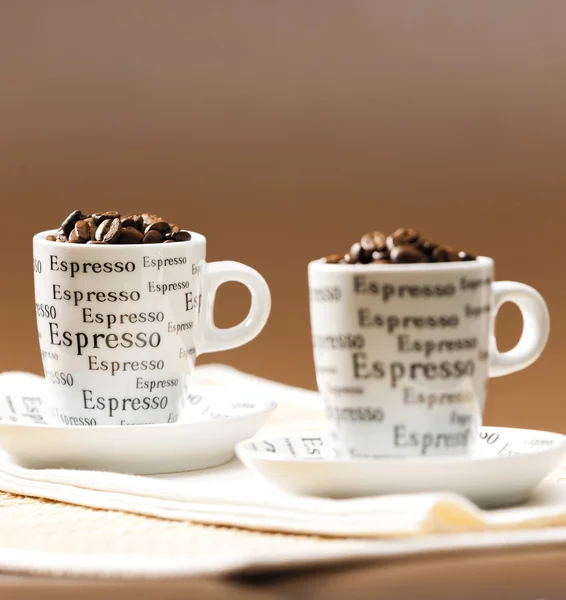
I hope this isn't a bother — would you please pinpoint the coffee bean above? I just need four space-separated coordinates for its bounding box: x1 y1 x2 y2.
164 240 176 244
143 230 163 244
361 231 386 252
46 235 56 242
142 213 159 228
60 210 84 237
95 219 112 242
390 245 428 263
431 246 459 262
323 254 343 264
119 226 144 244
121 215 144 231
145 220 171 235
74 220 91 243
172 229 191 242
349 242 372 264
96 218 122 243
53 210 189 244
386 227 420 251
103 218 122 243
68 229 81 243
91 213 105 225
417 239 438 256
86 240 108 245
101 211 121 220
83 217 98 240
371 250 389 262
321 227 475 266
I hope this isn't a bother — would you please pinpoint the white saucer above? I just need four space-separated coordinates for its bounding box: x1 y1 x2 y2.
236 427 566 508
0 388 276 475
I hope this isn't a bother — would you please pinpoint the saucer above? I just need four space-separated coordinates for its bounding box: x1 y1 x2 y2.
236 427 566 508
0 388 276 475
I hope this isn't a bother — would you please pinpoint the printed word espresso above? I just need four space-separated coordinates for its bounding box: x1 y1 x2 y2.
50 255 135 278
53 284 140 307
48 322 161 356
352 352 475 387
82 389 169 418
88 356 164 375
353 276 455 302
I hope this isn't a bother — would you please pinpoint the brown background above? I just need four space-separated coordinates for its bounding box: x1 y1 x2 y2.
0 0 564 431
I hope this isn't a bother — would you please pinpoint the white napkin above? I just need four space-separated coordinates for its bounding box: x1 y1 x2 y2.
0 364 566 539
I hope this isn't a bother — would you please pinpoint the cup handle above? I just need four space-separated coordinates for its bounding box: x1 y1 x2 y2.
197 261 271 355
489 281 550 378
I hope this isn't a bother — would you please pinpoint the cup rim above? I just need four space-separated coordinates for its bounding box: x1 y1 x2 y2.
308 255 493 272
33 229 205 248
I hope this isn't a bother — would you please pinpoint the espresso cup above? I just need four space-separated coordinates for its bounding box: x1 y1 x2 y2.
33 230 271 425
308 257 549 457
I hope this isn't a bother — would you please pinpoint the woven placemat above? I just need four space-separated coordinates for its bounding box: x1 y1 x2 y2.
0 491 351 558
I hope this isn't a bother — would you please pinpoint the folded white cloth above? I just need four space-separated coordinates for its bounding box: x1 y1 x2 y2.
0 364 566 539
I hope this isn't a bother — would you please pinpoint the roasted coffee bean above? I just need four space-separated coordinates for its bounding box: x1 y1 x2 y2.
83 217 98 240
349 242 372 264
68 229 81 243
119 226 144 244
431 246 459 262
91 213 105 225
46 235 57 242
323 254 343 264
52 210 190 244
121 215 143 230
172 229 191 242
95 219 112 242
95 218 122 243
141 213 159 228
164 240 176 243
101 211 120 220
86 240 108 245
390 245 427 264
386 227 420 251
60 210 84 237
361 231 386 252
74 220 91 243
143 230 164 244
417 239 438 256
371 250 389 262
103 218 122 243
145 220 171 235
321 227 474 265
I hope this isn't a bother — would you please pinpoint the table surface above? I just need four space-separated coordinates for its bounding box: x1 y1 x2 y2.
1 542 566 600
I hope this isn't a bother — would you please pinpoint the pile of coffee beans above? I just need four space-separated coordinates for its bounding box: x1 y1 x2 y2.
322 228 475 264
46 210 191 244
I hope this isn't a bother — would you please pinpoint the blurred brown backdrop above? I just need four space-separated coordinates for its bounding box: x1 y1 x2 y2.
0 0 564 430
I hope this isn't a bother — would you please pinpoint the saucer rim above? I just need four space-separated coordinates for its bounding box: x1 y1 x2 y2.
0 398 277 431
236 426 566 466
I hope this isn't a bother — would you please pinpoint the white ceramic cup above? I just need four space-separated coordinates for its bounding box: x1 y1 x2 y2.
33 230 271 425
308 257 550 458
